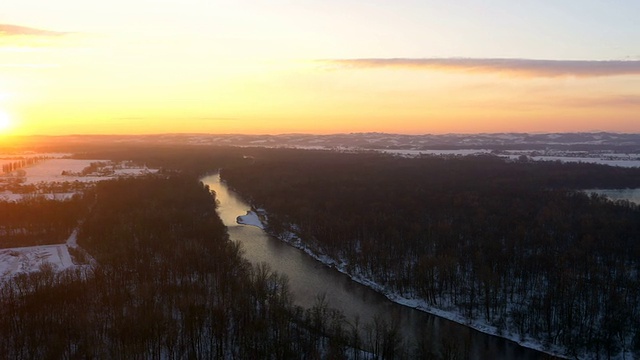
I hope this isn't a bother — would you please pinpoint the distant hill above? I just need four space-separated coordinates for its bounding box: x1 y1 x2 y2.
11 132 640 152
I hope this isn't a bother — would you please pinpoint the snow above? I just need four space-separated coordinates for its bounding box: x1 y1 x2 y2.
0 244 75 278
18 159 98 184
380 148 640 168
586 188 640 204
113 168 154 176
0 192 77 202
14 159 155 184
1 157 159 202
234 208 573 359
1 156 158 185
382 149 493 156
0 228 94 280
236 211 265 229
529 156 640 168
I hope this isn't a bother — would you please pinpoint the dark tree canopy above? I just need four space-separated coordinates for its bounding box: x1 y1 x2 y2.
222 148 640 359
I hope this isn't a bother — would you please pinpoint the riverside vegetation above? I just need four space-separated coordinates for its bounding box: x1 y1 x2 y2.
221 148 640 359
1 144 639 359
0 146 420 359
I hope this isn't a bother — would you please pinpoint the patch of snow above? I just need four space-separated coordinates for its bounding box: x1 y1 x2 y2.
0 192 78 202
530 156 640 168
382 149 493 157
113 167 157 176
0 228 95 280
0 244 75 278
18 159 100 184
585 189 640 204
236 211 265 229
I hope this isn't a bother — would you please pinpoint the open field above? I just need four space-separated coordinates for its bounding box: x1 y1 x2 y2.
0 229 91 279
0 154 157 202
0 244 74 277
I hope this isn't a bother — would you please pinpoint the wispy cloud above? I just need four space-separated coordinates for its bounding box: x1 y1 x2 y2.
0 24 69 37
562 95 640 108
326 58 640 78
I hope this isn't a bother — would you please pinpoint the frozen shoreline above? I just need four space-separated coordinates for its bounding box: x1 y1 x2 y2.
236 211 571 359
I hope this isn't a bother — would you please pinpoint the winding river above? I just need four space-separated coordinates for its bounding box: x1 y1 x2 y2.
202 174 553 359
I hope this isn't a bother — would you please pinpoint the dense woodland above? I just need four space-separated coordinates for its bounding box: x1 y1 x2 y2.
1 175 338 358
3 144 640 358
0 159 429 359
0 196 84 248
222 149 640 359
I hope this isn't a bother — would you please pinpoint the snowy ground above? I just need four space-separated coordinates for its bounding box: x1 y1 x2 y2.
527 155 640 168
0 155 157 202
0 244 74 277
381 148 640 168
236 210 266 229
383 149 494 157
16 158 156 185
0 228 93 280
0 191 77 202
585 188 640 204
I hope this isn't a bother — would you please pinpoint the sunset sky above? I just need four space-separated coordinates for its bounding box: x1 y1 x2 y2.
1 0 640 135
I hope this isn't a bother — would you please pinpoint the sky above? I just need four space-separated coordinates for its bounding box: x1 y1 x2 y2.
1 0 639 136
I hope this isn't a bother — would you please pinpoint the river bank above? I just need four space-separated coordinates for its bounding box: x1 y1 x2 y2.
236 209 570 359
208 174 553 359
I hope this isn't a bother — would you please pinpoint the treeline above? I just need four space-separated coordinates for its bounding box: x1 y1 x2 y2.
0 174 414 359
221 149 640 359
70 143 244 177
0 196 84 248
1 156 48 174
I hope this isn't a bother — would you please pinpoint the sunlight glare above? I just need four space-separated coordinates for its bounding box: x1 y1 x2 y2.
0 110 12 132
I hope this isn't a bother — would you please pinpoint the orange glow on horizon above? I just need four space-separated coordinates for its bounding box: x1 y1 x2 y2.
2 1 640 136
2 36 639 136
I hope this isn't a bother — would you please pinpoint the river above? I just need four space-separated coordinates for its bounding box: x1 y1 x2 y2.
202 174 554 359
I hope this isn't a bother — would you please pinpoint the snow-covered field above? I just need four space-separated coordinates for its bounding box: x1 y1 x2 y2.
17 158 155 185
382 149 494 157
381 149 640 167
0 154 157 202
0 154 148 279
0 244 74 277
586 188 640 204
527 155 640 168
0 229 93 280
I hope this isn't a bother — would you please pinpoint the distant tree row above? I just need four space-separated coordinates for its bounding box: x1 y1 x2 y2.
221 148 640 359
1 156 48 174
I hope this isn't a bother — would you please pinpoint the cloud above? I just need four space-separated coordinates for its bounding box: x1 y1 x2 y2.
0 24 68 37
562 95 640 108
326 58 640 78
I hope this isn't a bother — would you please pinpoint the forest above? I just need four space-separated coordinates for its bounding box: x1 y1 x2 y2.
1 174 367 358
221 148 640 359
0 196 84 248
3 144 639 358
1 147 436 359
